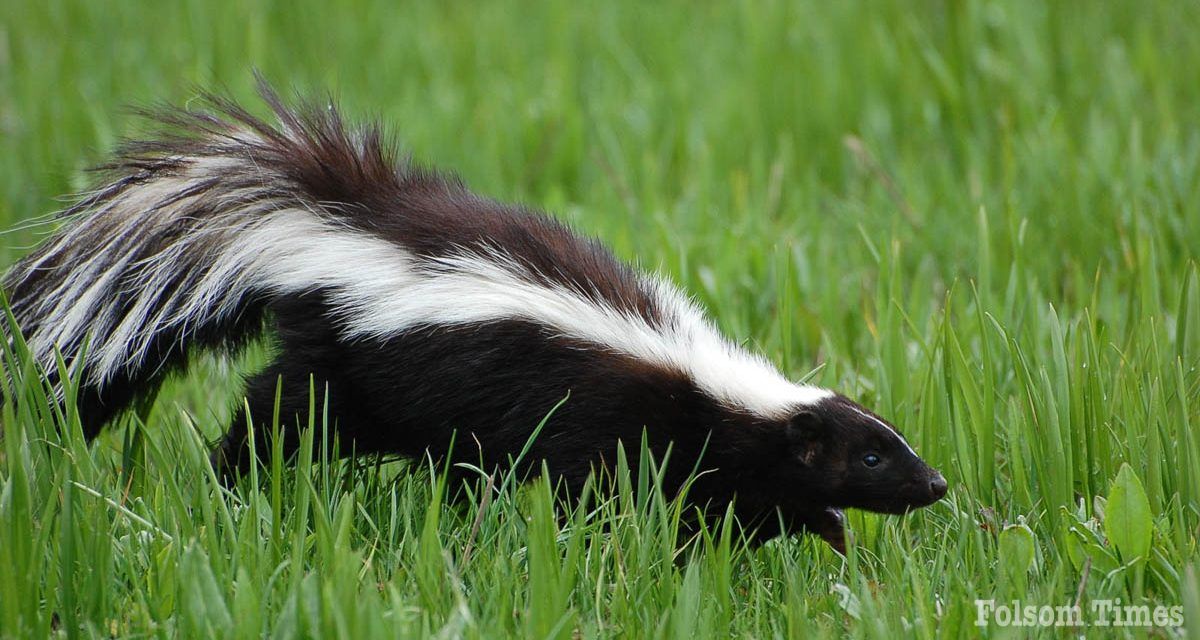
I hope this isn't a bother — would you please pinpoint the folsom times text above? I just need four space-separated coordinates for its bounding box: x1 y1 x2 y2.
974 599 1183 628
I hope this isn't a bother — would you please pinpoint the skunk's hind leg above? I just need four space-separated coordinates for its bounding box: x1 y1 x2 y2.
210 354 353 482
211 361 296 482
210 293 357 482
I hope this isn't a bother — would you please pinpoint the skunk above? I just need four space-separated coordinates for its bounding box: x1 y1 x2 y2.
2 84 946 551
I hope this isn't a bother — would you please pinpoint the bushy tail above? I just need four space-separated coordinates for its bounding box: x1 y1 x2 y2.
2 81 402 433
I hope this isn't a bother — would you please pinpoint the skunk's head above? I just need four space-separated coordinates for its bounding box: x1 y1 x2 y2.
784 394 946 514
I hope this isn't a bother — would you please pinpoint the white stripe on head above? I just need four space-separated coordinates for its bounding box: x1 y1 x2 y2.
846 404 917 456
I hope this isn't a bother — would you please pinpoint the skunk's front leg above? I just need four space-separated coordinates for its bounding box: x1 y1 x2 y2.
807 507 847 554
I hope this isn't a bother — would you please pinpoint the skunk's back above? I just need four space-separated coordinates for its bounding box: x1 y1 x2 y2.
2 82 661 425
4 82 826 435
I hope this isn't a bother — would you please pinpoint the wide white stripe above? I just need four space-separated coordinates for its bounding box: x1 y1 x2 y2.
250 212 830 418
24 151 830 419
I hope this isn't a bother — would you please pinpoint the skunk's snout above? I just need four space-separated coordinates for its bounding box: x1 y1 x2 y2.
928 472 948 501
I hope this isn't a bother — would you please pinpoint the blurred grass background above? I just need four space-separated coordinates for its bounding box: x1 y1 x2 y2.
2 0 1199 637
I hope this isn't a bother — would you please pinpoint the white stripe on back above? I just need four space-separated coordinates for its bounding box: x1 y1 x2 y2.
20 153 831 420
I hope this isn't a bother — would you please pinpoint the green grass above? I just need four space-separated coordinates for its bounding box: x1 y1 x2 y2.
2 0 1200 637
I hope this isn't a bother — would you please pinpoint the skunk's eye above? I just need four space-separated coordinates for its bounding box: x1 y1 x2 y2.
863 453 881 468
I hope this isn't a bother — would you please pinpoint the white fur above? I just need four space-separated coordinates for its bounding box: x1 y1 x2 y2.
19 146 831 419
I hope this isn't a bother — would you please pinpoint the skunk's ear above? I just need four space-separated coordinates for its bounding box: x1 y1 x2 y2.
786 409 826 465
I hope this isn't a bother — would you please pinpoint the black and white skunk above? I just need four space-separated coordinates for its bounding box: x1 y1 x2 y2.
2 84 946 551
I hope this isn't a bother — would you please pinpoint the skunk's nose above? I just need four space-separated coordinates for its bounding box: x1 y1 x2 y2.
929 473 948 500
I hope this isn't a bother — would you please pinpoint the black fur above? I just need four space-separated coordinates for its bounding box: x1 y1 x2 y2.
3 84 946 551
206 294 946 550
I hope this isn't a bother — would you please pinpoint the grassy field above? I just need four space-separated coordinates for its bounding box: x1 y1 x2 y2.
2 0 1200 637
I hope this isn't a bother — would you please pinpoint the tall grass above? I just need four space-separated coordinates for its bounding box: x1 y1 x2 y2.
1 0 1198 637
